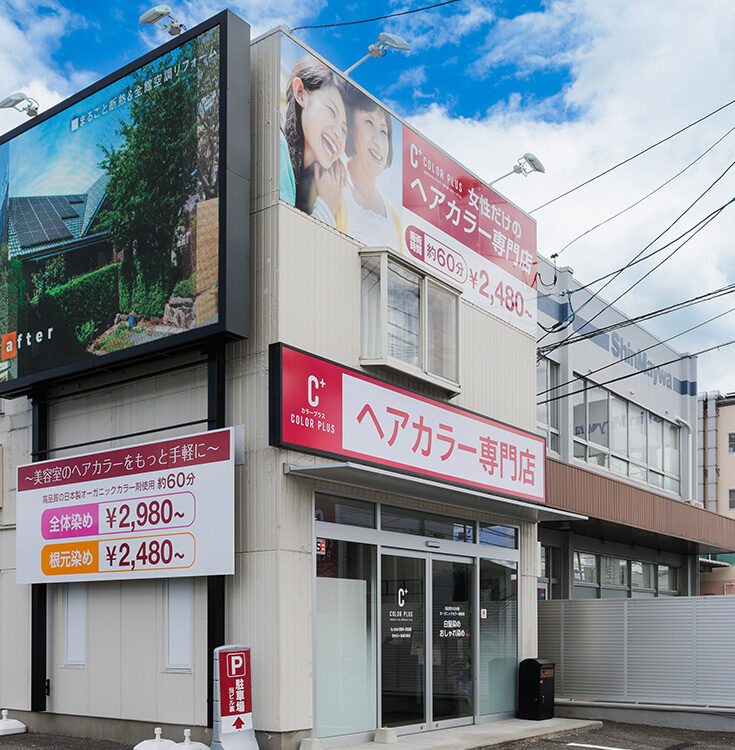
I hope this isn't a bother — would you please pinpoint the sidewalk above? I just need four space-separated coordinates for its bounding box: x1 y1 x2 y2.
339 718 602 749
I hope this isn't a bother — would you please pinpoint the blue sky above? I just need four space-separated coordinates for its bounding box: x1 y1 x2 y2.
1 0 735 392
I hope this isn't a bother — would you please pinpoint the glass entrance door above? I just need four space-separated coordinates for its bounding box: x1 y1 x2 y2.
381 551 473 731
432 558 473 723
381 553 426 727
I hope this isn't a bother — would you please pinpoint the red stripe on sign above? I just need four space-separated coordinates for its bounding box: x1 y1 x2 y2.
18 429 231 491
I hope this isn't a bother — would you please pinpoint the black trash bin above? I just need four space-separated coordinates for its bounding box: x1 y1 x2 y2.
517 658 554 720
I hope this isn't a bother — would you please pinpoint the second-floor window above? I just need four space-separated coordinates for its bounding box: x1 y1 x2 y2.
536 357 560 452
572 376 681 495
360 249 460 393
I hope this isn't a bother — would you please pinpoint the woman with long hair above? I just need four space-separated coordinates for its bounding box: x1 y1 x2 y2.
281 56 348 229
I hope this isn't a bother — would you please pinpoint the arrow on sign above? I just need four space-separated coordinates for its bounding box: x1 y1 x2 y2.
232 717 245 730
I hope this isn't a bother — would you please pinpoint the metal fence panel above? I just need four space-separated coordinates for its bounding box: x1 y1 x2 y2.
540 596 735 708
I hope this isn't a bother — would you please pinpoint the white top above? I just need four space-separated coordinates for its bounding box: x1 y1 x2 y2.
343 184 401 253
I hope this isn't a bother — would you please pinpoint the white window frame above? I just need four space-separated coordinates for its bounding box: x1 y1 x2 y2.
537 358 560 454
571 375 681 496
360 248 461 395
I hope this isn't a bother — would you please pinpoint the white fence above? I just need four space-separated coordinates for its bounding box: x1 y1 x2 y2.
538 597 735 707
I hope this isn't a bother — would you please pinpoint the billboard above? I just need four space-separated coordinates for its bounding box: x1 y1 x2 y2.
16 428 234 583
0 12 250 396
270 343 546 504
278 35 537 335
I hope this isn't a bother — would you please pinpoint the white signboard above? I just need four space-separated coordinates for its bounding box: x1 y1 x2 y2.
16 428 234 583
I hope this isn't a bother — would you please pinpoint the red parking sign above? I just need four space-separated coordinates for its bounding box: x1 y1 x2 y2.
219 649 252 731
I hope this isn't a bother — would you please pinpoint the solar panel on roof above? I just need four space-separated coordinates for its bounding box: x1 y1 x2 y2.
49 196 79 219
10 197 72 249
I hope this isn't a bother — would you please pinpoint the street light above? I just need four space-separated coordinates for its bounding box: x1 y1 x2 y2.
0 92 38 117
489 153 546 187
344 32 411 76
139 5 185 36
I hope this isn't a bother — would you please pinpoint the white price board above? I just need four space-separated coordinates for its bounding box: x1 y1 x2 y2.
16 428 235 583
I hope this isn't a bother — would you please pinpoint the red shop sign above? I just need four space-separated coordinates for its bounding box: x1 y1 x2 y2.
269 344 545 504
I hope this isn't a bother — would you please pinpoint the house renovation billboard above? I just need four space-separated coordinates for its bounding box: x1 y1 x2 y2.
0 12 250 396
278 34 537 336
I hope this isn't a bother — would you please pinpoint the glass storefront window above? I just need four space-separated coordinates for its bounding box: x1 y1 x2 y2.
479 559 517 715
631 561 655 589
610 456 628 476
381 506 474 542
648 413 663 470
658 565 679 593
574 552 598 583
315 540 377 738
587 387 608 447
587 446 609 467
601 557 628 586
610 396 628 455
629 405 647 462
664 422 680 476
315 494 376 528
479 524 517 549
571 386 586 441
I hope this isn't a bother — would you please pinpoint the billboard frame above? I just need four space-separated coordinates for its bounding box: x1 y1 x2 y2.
0 10 250 398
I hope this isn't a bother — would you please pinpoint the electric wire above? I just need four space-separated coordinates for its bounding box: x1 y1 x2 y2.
535 198 732 343
537 162 735 347
537 338 735 406
537 282 735 354
552 123 735 258
537 301 735 397
530 96 735 214
536 164 735 350
291 0 462 30
537 201 731 361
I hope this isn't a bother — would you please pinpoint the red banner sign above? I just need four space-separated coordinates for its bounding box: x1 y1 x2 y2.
270 344 545 504
219 649 253 732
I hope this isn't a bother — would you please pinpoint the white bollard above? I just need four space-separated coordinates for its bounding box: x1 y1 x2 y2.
176 729 210 750
0 710 27 735
134 727 178 750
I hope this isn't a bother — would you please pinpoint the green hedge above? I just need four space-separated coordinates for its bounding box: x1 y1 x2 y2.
39 264 120 347
119 261 170 319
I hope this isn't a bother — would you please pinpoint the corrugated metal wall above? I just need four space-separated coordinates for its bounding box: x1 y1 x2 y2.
539 597 735 706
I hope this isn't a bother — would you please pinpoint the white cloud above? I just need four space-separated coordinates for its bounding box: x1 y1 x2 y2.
0 0 92 135
405 0 735 391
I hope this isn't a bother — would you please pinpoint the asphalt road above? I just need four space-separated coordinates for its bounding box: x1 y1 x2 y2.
508 721 735 749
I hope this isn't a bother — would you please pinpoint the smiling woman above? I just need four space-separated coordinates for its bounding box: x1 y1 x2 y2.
281 55 348 228
343 87 402 253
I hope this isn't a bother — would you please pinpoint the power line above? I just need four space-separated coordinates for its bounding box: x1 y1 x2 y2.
537 162 735 346
538 201 731 361
537 188 735 353
572 162 735 296
536 202 730 340
292 0 462 30
537 300 735 397
552 122 735 258
530 96 735 214
537 338 735 406
537 281 735 354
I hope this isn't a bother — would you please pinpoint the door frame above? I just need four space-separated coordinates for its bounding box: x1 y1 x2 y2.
380 547 475 733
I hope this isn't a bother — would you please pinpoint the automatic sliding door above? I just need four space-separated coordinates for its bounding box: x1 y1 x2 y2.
432 559 473 722
381 554 426 727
